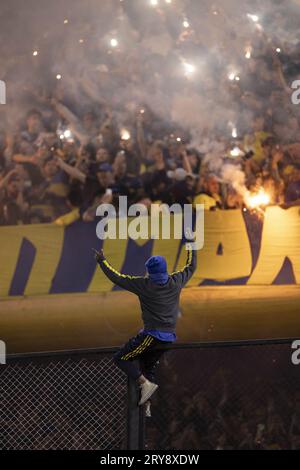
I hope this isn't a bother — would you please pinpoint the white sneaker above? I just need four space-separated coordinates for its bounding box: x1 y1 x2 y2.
139 380 158 406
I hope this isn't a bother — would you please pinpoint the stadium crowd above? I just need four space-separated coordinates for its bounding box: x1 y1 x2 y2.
0 1 300 226
2 346 299 451
148 346 300 450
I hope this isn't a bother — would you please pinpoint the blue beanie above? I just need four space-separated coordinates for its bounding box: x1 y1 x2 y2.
145 256 169 285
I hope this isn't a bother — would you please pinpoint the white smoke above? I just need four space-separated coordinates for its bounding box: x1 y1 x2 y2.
221 163 248 197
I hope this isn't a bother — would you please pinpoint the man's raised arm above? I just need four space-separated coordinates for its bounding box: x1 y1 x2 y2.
93 249 144 294
171 243 197 287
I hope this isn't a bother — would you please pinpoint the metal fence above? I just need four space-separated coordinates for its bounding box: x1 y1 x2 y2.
0 351 127 450
145 340 300 451
0 339 299 450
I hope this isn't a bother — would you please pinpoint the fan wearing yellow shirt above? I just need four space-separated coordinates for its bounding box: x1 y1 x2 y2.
193 174 223 211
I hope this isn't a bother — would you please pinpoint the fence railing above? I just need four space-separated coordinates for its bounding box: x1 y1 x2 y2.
0 338 299 450
145 339 300 451
0 350 128 450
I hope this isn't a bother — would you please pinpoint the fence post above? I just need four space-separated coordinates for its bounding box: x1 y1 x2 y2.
127 378 143 450
139 404 145 450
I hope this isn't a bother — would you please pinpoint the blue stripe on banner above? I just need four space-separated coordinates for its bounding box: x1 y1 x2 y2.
273 257 296 285
50 220 102 293
242 210 263 272
9 238 36 296
201 277 249 286
198 211 265 286
112 238 153 291
189 209 256 287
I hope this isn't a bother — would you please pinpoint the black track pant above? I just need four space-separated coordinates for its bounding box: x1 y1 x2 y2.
113 332 173 381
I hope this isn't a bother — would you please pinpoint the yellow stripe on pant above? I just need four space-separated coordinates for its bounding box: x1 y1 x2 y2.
121 336 153 360
121 336 154 360
127 336 154 360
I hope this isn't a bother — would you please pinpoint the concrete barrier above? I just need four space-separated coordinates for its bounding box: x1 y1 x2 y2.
0 285 300 354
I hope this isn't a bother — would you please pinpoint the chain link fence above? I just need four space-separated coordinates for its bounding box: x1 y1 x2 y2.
0 340 299 450
145 341 300 450
0 352 127 450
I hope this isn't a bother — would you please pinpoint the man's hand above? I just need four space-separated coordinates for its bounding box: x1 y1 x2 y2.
83 210 95 222
185 227 195 242
92 248 105 262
